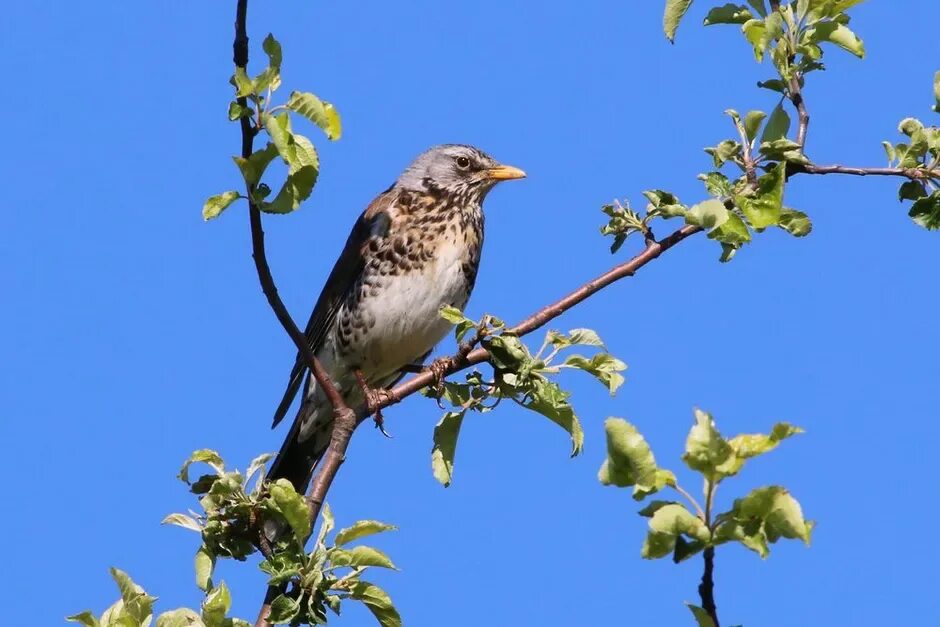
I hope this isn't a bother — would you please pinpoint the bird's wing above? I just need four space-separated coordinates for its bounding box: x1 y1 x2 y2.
271 188 397 428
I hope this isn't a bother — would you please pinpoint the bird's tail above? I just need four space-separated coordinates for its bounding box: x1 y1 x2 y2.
268 400 334 495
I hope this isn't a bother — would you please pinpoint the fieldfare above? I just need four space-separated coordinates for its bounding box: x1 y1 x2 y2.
268 144 526 493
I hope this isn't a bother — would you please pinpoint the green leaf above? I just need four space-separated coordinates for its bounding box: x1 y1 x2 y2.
685 198 730 231
698 172 734 198
744 110 767 143
109 567 157 625
909 191 940 230
263 113 319 173
777 208 812 236
598 418 672 499
687 603 717 627
262 33 282 69
329 545 397 569
267 595 300 625
162 513 201 532
245 452 273 492
439 306 476 341
709 212 751 248
705 139 741 167
643 189 687 218
562 353 627 394
899 181 927 202
805 21 865 58
66 611 100 627
731 485 812 544
335 520 398 546
757 78 787 93
736 162 785 229
641 503 710 559
201 581 231 627
155 608 204 627
178 450 225 484
728 422 803 461
258 553 302 586
232 67 253 97
746 0 767 17
520 378 584 456
742 18 768 61
232 143 279 187
286 91 342 140
682 409 735 481
485 334 530 369
348 581 402 627
431 410 465 487
202 191 241 221
673 536 706 563
269 478 311 543
761 101 791 143
314 502 335 550
195 546 214 592
548 328 605 349
260 165 318 214
663 0 695 41
933 70 940 113
227 101 254 121
704 4 753 25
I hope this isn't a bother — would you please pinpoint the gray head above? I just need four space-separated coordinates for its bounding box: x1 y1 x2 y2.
395 144 525 202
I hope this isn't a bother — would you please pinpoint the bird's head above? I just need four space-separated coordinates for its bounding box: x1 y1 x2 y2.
395 144 526 203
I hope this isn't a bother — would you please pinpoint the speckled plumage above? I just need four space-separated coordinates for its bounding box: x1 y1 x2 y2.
268 145 525 492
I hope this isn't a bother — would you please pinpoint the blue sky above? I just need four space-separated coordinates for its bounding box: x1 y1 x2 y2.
2 2 938 625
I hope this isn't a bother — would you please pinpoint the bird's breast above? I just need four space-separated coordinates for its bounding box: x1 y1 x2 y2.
342 225 482 380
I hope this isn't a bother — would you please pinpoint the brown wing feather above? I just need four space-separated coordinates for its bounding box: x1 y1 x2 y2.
271 189 397 427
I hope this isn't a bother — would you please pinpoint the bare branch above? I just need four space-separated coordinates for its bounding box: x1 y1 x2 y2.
698 547 720 627
792 163 940 180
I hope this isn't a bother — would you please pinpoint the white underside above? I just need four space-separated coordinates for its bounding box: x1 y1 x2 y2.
298 240 470 441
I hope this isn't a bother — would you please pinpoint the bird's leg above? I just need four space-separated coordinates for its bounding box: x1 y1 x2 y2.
353 369 396 438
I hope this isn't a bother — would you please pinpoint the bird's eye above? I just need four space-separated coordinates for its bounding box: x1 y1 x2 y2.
455 156 471 170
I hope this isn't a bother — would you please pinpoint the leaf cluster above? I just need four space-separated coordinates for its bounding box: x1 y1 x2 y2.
160 451 401 626
204 34 342 220
67 568 248 627
428 308 627 486
599 409 812 563
884 111 940 230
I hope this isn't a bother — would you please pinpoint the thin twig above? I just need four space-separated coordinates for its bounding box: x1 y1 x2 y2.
791 163 940 180
768 0 809 148
698 479 719 627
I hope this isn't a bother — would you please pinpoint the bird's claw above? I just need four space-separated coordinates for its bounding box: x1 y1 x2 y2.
366 388 399 439
428 357 455 392
354 370 399 439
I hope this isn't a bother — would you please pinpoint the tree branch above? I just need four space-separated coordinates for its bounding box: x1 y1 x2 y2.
233 2 356 625
699 547 719 627
791 163 940 180
698 479 719 627
355 224 704 424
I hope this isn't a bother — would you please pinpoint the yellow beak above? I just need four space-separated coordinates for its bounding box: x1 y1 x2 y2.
486 164 527 181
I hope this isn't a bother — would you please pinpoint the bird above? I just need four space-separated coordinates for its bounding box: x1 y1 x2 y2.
267 144 526 494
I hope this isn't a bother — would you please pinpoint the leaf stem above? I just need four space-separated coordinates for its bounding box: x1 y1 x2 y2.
672 483 706 521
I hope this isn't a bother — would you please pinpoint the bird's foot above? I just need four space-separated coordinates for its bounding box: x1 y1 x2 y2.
427 357 455 391
354 370 397 439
